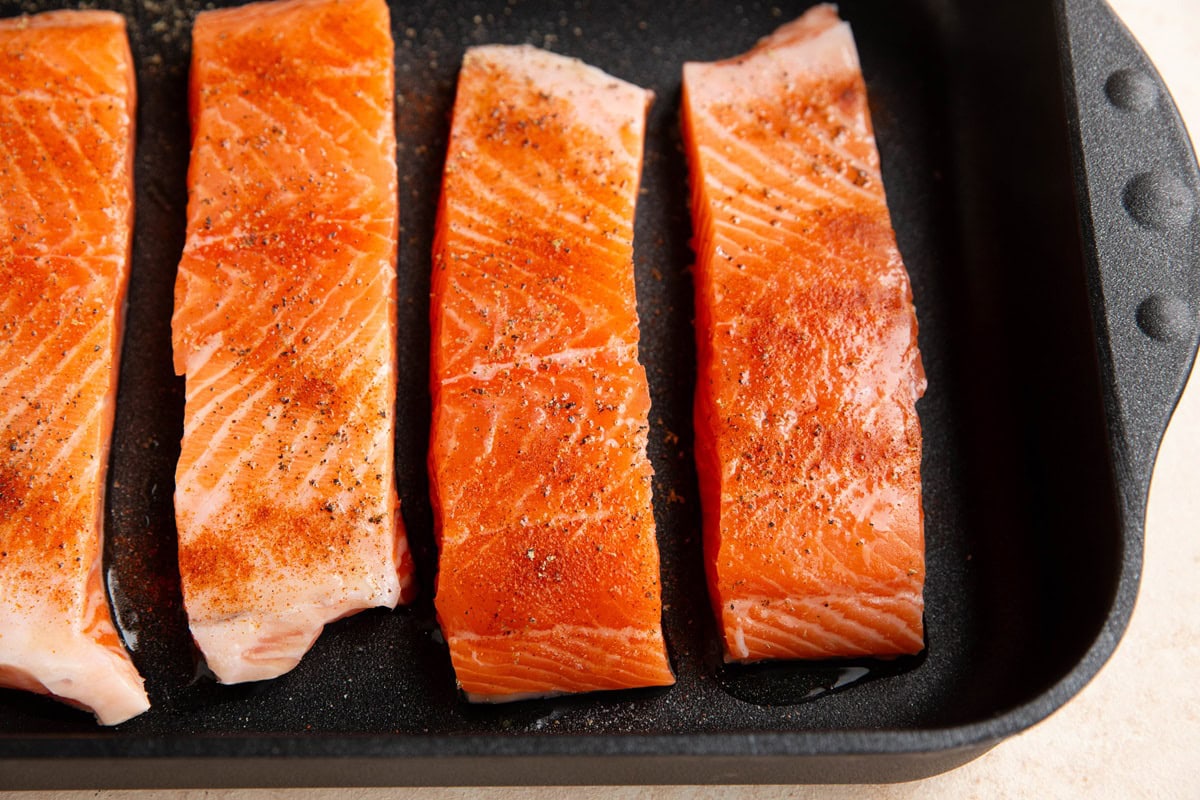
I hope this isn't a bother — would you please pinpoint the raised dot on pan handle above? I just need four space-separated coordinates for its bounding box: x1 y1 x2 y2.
1122 172 1196 230
1105 68 1158 112
1136 294 1194 342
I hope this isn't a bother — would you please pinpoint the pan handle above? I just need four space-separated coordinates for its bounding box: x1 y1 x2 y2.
1055 0 1200 497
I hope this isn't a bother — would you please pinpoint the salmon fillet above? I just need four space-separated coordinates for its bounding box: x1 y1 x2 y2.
430 45 674 701
0 10 148 724
683 5 927 662
173 0 413 684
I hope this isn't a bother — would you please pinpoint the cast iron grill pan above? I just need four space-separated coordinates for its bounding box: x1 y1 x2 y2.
1 0 1197 786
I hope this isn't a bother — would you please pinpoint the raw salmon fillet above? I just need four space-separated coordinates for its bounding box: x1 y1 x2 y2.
683 5 927 662
430 45 674 701
0 10 148 724
173 0 413 684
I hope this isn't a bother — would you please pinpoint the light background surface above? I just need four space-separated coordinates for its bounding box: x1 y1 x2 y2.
8 0 1199 797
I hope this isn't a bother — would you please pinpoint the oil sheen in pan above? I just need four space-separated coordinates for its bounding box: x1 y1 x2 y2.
717 653 927 706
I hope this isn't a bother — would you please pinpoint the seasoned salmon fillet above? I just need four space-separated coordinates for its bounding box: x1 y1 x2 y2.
430 45 674 701
0 9 148 724
683 6 927 662
173 0 413 684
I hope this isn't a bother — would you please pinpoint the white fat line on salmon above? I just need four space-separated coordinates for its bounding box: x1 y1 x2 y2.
703 252 798 298
692 140 822 217
294 353 393 487
307 84 391 149
273 355 392 493
452 623 665 643
743 474 918 546
43 107 110 186
0 45 121 103
181 259 383 413
453 652 672 690
723 531 912 598
693 104 882 208
177 381 275 522
439 341 637 386
692 87 875 175
40 367 107 477
260 261 385 365
439 506 638 549
434 305 478 356
697 131 881 218
174 275 234 352
182 357 279 443
708 210 817 255
31 33 121 91
0 154 47 225
35 457 102 528
0 326 107 436
458 654 669 701
768 606 916 657
459 654 662 693
177 371 260 461
448 201 629 268
194 93 362 204
181 223 389 259
321 287 393 370
217 82 362 170
435 248 636 346
793 599 924 649
729 591 923 612
452 144 632 236
238 90 372 178
178 331 226 385
6 123 83 226
204 55 386 83
738 599 924 653
0 88 125 109
465 45 651 147
305 22 388 76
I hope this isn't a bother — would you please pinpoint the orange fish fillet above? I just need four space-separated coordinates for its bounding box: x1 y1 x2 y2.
683 5 927 662
430 45 674 701
0 10 148 724
173 0 413 684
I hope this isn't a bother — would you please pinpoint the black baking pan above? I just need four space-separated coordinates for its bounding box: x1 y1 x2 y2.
1 0 1197 787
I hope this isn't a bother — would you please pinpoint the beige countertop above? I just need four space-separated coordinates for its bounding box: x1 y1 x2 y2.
8 1 1199 798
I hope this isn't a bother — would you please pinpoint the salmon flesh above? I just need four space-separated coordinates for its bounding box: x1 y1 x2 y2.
172 0 414 685
430 45 675 701
683 5 927 662
0 9 149 724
